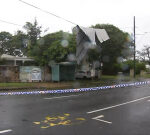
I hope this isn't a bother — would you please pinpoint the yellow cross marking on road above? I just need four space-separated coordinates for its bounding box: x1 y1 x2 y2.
58 120 71 125
49 123 57 127
33 113 86 129
45 116 58 121
58 116 66 120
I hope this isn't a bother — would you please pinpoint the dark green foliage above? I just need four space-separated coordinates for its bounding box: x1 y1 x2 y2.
29 31 76 65
122 60 146 74
23 61 38 66
23 19 41 49
0 32 13 55
90 24 131 75
0 31 28 57
0 59 6 65
102 63 122 75
87 48 100 63
11 31 28 56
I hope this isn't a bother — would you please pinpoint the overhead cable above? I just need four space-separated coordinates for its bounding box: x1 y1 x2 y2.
0 19 22 27
19 0 77 25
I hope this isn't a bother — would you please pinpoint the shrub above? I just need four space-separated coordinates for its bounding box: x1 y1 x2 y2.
121 60 146 74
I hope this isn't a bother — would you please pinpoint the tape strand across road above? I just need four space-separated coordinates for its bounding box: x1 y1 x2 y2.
0 81 149 96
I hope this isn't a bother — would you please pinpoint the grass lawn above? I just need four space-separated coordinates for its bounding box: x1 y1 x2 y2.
145 73 150 78
0 83 35 88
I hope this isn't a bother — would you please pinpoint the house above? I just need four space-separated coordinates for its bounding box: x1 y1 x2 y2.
73 25 109 77
0 54 34 66
0 54 51 82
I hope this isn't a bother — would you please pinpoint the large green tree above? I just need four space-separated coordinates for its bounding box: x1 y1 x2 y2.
23 19 42 56
30 31 76 65
11 31 28 56
90 24 131 74
0 31 29 57
0 31 13 56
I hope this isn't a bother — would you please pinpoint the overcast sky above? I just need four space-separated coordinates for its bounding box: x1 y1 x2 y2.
0 0 150 50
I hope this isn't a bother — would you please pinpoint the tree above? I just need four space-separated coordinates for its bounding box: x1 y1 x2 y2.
0 31 13 56
23 19 42 56
11 31 28 56
0 31 29 57
145 46 150 60
90 24 131 75
122 60 146 74
87 47 100 63
30 31 76 66
143 45 150 64
136 50 146 62
137 45 150 64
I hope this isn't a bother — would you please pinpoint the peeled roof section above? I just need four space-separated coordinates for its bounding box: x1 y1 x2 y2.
80 26 109 44
72 25 110 64
95 29 110 42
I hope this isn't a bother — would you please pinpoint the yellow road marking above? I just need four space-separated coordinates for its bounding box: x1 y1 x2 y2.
58 120 71 125
45 116 58 121
58 116 66 120
41 126 49 129
33 122 40 125
64 113 70 116
33 113 86 129
76 118 86 121
49 123 57 127
43 120 48 123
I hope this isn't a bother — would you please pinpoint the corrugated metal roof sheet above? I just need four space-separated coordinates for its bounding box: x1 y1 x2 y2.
73 25 110 64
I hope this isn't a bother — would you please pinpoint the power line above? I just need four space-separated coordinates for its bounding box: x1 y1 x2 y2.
0 19 22 27
19 0 77 25
136 32 150 44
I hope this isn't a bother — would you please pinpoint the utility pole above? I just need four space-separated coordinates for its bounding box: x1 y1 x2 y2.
133 16 136 78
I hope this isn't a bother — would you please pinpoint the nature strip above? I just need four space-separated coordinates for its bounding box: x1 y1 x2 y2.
0 81 149 96
0 87 43 91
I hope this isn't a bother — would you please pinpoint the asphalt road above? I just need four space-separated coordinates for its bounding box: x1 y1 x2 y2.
0 84 150 135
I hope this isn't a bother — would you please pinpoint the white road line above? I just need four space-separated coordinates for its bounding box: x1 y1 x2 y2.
0 129 12 134
87 95 150 114
92 115 112 124
148 100 150 102
93 118 112 124
92 115 104 119
44 94 80 100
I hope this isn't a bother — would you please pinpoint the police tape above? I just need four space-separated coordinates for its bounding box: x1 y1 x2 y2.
0 81 150 96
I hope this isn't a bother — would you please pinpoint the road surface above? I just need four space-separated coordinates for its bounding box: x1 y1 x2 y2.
0 84 150 135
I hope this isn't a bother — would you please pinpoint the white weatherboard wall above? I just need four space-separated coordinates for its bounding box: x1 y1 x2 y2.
20 66 42 82
20 66 52 82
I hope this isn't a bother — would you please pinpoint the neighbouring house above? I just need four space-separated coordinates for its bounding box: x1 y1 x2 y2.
0 54 51 82
0 65 19 82
19 66 51 82
0 54 34 66
0 54 34 82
